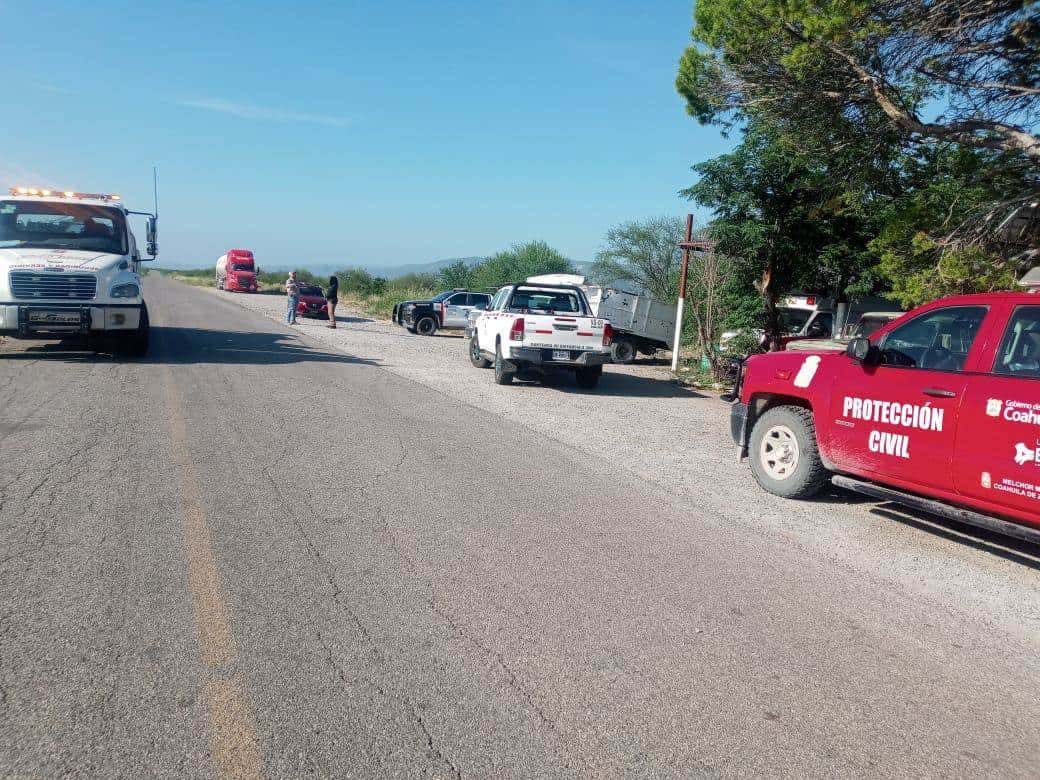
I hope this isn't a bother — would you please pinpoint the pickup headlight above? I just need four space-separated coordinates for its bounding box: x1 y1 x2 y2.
110 283 140 298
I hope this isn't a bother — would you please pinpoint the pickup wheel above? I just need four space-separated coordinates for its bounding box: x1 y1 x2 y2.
611 338 636 364
574 365 603 389
470 335 491 368
493 343 515 385
749 406 828 499
415 316 438 336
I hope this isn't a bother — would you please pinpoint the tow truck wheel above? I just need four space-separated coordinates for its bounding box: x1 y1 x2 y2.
749 406 828 499
575 365 603 390
493 343 515 385
415 316 437 336
611 338 636 364
470 335 492 368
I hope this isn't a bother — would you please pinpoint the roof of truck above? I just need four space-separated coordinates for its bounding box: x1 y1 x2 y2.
3 193 128 211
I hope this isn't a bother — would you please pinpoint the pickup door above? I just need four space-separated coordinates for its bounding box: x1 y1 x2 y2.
955 303 1040 526
825 304 990 493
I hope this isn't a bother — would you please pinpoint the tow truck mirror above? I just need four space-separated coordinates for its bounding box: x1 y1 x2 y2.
146 217 158 258
846 337 877 364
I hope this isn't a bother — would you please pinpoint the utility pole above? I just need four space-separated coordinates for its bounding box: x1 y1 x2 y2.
671 215 695 372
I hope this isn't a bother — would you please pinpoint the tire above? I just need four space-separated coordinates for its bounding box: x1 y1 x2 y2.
415 316 437 336
469 335 491 368
574 365 603 389
493 342 515 385
111 307 150 359
748 405 828 499
611 338 636 364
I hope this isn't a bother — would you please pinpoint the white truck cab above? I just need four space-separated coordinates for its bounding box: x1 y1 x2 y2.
0 188 156 357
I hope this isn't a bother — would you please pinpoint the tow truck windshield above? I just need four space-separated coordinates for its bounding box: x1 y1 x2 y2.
0 200 128 255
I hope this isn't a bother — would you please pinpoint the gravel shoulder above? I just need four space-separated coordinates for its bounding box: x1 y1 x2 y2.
208 287 1040 638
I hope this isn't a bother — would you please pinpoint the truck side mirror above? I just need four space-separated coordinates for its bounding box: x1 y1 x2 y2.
146 217 158 258
846 337 878 365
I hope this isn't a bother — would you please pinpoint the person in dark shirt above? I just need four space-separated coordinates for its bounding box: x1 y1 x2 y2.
325 275 339 328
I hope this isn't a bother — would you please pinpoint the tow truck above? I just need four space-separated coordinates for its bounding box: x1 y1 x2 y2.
0 187 156 357
729 268 1040 543
470 281 613 389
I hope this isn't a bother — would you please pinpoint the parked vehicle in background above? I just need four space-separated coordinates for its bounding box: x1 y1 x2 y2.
393 289 491 336
843 311 904 339
721 294 904 353
728 268 1040 543
786 311 907 353
471 282 612 388
527 274 676 363
216 249 257 293
0 187 156 357
296 284 328 319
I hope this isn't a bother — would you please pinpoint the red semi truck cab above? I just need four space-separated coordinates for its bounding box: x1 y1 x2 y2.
216 249 257 293
730 270 1040 542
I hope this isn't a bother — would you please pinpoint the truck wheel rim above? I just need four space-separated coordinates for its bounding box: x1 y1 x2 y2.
471 339 481 361
419 320 433 334
759 424 799 480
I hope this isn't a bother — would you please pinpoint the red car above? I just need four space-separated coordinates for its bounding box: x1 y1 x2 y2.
296 285 328 319
730 268 1040 543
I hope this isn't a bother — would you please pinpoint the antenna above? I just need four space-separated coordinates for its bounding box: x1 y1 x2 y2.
152 165 159 218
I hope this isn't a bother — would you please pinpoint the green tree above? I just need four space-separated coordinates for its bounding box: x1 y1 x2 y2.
438 259 473 290
871 144 1029 307
336 267 387 296
590 217 685 300
678 0 1040 165
677 0 1040 262
469 241 573 291
685 121 881 349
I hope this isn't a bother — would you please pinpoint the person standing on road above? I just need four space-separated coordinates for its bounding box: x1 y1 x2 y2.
285 271 300 325
325 274 339 329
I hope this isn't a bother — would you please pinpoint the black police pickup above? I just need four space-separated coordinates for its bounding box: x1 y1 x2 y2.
392 289 491 336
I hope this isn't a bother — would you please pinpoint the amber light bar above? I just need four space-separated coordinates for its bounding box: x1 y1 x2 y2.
9 187 121 201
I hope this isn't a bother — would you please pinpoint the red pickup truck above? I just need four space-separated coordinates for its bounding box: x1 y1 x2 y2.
730 270 1040 543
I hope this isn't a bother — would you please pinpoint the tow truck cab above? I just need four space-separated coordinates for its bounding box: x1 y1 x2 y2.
0 187 154 357
730 271 1040 540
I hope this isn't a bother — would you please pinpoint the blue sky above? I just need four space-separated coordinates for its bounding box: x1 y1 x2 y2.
0 1 732 270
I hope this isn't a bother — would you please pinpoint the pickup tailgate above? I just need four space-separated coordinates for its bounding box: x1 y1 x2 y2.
523 315 608 352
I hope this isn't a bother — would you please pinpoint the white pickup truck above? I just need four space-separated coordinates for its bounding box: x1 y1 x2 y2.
469 281 613 388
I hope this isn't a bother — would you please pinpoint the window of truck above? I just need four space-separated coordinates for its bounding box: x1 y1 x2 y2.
0 200 128 255
490 288 508 310
506 286 584 315
993 305 1040 379
778 309 812 334
879 306 987 371
804 312 833 337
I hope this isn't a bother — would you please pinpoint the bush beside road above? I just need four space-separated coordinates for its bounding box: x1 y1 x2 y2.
206 282 1040 639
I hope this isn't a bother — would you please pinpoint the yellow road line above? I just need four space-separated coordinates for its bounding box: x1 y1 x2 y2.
161 358 262 779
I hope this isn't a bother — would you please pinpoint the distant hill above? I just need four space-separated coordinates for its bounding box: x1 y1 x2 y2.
365 257 486 278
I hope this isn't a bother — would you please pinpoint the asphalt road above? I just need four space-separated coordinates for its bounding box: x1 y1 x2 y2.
1 276 1038 778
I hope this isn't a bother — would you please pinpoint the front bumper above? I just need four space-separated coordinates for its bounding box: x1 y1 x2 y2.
0 302 143 337
509 346 610 367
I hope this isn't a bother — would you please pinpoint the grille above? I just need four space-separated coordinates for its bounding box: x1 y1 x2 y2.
9 271 98 301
